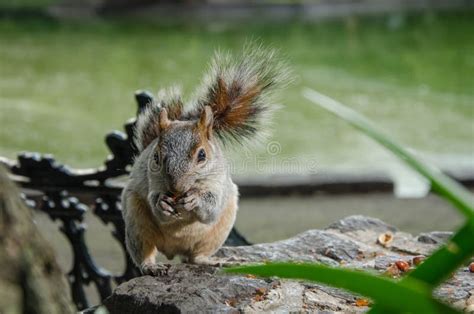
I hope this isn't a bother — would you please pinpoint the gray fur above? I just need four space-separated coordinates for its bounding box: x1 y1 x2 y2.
124 218 145 267
122 46 289 270
126 118 232 226
158 123 198 192
195 191 219 223
134 87 184 152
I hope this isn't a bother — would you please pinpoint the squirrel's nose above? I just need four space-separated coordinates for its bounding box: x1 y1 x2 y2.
167 177 189 196
163 161 189 195
164 174 182 195
167 184 179 196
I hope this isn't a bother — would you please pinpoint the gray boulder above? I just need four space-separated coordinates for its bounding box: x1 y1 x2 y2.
0 167 75 314
104 216 474 313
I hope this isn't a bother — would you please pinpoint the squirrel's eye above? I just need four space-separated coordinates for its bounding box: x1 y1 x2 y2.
153 152 160 164
197 148 206 163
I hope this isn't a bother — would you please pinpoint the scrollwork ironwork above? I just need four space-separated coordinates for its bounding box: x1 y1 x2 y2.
1 90 250 310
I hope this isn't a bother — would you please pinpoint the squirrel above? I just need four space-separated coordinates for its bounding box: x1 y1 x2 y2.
121 46 290 275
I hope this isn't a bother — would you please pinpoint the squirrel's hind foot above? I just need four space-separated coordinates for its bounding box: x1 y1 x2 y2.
141 263 170 276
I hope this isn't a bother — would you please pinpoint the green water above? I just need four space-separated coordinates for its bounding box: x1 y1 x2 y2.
1 13 473 185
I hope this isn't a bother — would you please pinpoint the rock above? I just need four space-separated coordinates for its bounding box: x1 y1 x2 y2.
103 215 473 313
0 166 75 314
417 231 454 244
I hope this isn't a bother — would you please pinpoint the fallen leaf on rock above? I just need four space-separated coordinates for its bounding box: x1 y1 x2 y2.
256 287 267 296
385 263 400 277
355 299 370 307
225 298 237 307
395 260 410 272
412 256 425 266
377 232 393 247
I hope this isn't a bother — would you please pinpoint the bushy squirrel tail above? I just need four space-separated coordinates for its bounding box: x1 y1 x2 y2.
190 44 292 146
134 44 292 152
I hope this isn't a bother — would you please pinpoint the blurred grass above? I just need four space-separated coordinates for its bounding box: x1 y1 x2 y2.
0 12 473 173
0 0 57 9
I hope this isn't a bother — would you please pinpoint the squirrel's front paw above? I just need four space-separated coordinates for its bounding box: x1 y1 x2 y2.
149 192 182 221
177 189 200 212
141 263 169 276
159 193 180 217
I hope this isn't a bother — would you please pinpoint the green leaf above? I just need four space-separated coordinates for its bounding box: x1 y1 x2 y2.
302 88 474 313
225 263 459 313
407 219 474 286
302 88 474 278
302 88 474 219
368 219 474 314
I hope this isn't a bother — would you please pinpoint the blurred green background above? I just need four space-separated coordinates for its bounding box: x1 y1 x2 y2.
1 10 473 179
1 3 473 306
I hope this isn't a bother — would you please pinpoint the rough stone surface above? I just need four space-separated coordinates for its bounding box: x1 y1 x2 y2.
0 166 75 314
103 215 474 313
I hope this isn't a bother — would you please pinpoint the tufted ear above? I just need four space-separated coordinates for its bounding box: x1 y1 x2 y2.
159 108 171 130
134 87 184 152
134 106 172 152
197 106 213 139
